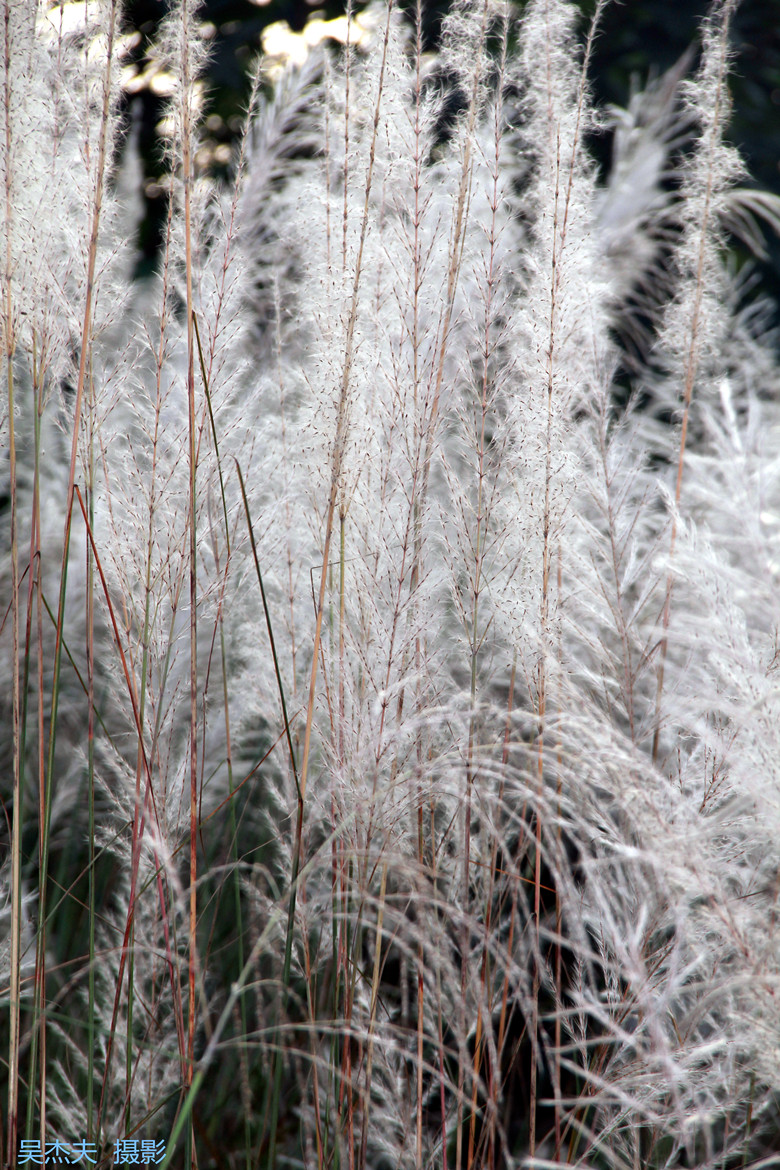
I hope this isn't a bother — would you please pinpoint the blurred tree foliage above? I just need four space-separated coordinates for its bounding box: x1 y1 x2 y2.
122 0 780 307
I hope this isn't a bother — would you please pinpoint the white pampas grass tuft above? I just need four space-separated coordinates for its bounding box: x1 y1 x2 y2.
2 2 779 1167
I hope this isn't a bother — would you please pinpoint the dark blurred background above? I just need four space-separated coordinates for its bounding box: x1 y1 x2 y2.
120 0 780 308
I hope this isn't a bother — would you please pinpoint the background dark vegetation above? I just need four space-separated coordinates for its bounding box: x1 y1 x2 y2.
122 0 780 301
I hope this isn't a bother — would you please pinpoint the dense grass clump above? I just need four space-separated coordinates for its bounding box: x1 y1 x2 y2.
2 1 780 1167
